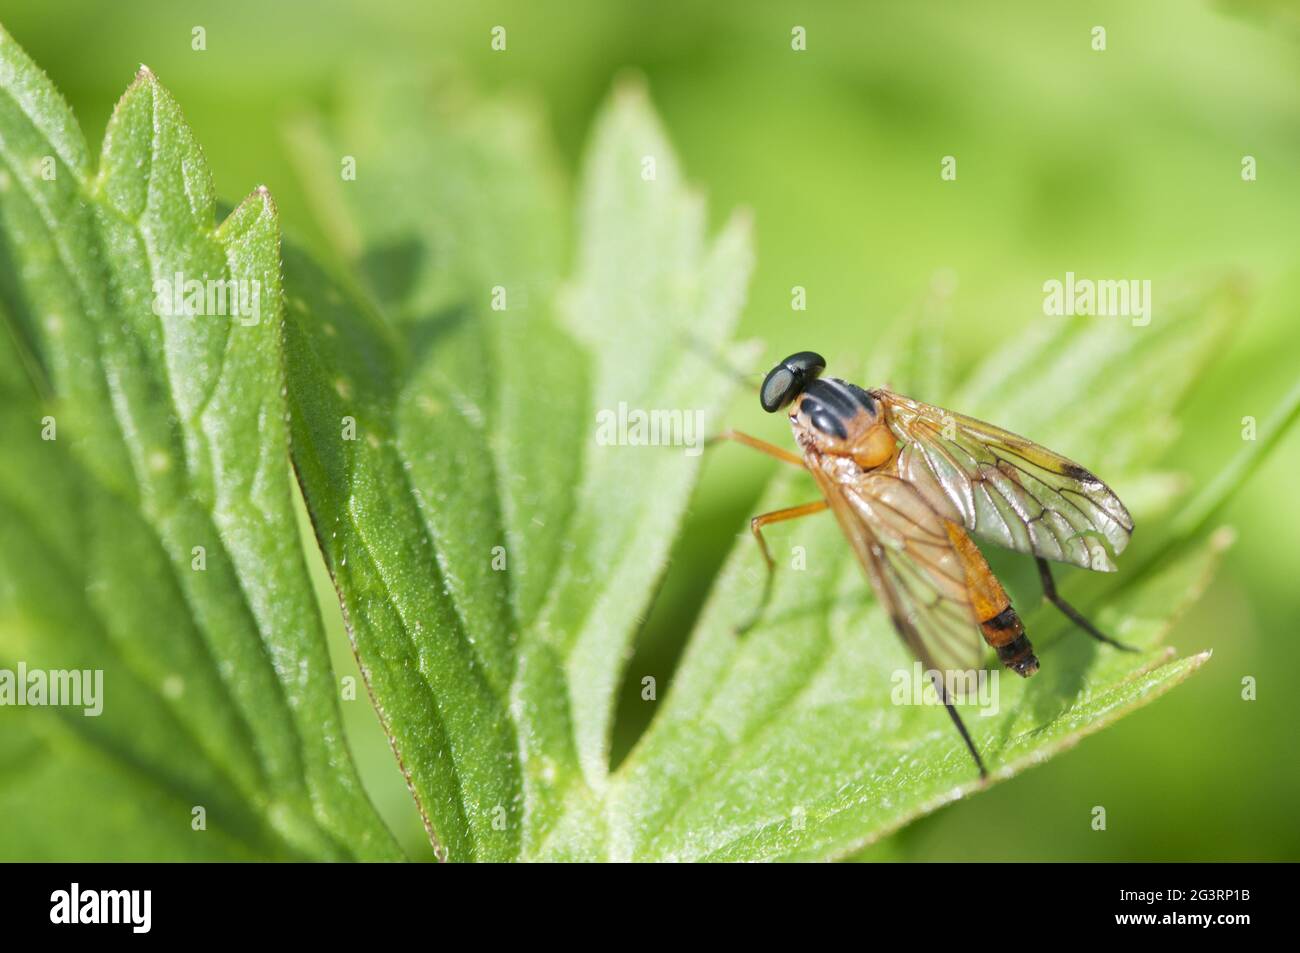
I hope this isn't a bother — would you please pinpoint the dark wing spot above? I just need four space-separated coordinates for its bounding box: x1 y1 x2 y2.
1062 463 1099 484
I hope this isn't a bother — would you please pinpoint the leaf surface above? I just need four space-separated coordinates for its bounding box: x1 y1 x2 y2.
0 26 397 860
284 77 752 859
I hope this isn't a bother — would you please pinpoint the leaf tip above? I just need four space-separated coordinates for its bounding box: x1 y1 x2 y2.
728 203 756 234
122 63 163 104
611 69 650 104
232 183 281 229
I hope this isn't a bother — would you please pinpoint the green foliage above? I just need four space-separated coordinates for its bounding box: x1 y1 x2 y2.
282 75 1253 860
0 26 398 860
282 77 751 860
0 18 1292 862
607 294 1238 860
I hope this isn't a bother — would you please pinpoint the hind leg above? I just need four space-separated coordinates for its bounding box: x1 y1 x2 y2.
1036 558 1137 652
930 672 988 779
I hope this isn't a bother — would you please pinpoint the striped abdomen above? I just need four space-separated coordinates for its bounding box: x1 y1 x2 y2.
982 606 1039 677
944 520 1041 678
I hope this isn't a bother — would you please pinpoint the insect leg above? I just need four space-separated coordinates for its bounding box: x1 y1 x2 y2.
1036 557 1137 652
942 697 989 780
930 670 987 774
735 499 829 635
930 671 988 778
707 429 807 468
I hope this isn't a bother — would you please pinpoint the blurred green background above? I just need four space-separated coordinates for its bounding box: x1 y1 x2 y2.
8 0 1298 860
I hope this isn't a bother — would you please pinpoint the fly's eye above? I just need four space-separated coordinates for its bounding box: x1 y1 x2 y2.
759 350 826 412
760 367 797 412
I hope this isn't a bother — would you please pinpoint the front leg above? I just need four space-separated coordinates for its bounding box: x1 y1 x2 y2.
735 500 829 635
708 429 807 468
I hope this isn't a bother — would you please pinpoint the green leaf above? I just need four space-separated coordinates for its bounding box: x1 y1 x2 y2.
604 485 1225 861
598 282 1244 861
284 75 1255 862
284 76 752 860
0 25 399 860
282 74 1248 863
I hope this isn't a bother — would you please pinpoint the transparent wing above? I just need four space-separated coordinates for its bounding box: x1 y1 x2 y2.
881 389 1133 571
813 468 984 674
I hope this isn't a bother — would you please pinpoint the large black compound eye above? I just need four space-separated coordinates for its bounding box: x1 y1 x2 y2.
759 350 827 412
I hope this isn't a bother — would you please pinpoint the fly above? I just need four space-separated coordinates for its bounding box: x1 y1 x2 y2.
717 351 1136 778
